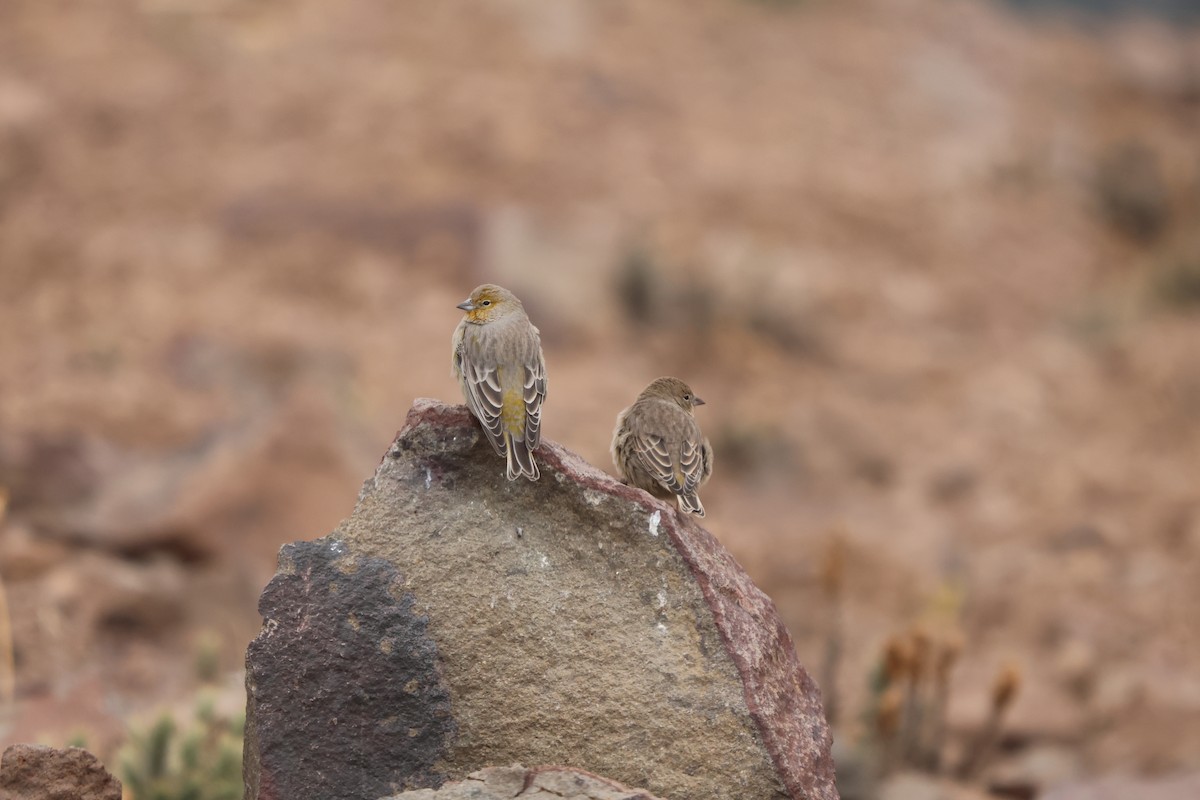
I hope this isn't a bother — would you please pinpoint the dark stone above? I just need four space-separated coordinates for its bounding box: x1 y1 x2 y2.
244 539 455 800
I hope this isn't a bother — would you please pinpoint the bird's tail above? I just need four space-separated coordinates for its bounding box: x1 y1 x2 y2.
505 433 540 481
677 492 705 517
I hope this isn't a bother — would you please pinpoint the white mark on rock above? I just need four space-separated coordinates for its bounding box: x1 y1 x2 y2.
329 539 346 555
656 622 668 634
539 554 550 569
648 510 661 537
583 489 605 507
424 468 432 490
656 590 667 609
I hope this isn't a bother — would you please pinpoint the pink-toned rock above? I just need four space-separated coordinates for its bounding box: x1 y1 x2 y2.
244 399 835 800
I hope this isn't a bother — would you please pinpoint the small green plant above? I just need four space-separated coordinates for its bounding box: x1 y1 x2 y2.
193 630 223 685
119 695 244 800
65 730 90 749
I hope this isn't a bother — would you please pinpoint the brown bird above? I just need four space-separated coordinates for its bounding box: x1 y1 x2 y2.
452 284 547 481
611 377 713 516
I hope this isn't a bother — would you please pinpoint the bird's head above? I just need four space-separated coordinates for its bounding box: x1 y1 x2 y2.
456 284 521 324
643 376 705 413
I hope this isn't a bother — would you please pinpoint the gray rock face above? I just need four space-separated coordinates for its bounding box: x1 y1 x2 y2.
0 744 122 800
384 764 664 799
243 399 836 800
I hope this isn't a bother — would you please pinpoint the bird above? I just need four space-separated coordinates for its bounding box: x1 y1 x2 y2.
611 377 713 516
452 283 547 481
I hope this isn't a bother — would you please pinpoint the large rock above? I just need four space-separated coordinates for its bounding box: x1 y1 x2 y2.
0 744 122 800
244 399 836 800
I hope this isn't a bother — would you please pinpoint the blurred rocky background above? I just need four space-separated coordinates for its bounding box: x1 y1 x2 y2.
0 0 1197 798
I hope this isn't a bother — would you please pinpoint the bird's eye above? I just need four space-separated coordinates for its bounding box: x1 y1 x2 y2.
481 300 491 306
683 394 691 401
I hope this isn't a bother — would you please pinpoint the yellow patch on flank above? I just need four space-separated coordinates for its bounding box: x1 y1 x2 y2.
501 389 525 435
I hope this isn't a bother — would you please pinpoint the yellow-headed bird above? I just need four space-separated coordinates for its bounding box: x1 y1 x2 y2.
452 284 547 481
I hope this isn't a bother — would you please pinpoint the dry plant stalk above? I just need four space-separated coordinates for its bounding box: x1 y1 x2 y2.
871 625 965 778
900 625 932 763
868 633 912 780
819 528 846 599
819 530 846 727
919 630 963 771
0 488 14 711
882 635 911 686
956 662 1022 780
876 685 904 775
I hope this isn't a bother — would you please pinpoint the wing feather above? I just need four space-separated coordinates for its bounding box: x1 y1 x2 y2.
523 356 547 449
633 432 686 494
680 437 705 493
461 355 507 457
631 410 709 502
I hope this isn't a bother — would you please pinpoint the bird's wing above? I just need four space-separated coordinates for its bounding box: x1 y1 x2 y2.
522 346 547 449
633 430 687 495
451 323 466 380
680 433 707 494
460 351 507 456
634 413 708 497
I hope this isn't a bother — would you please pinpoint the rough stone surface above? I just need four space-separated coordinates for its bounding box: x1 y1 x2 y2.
0 744 122 800
244 399 836 800
385 764 665 799
244 541 455 800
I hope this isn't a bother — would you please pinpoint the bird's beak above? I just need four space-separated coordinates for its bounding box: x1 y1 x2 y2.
693 396 706 406
456 300 475 311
